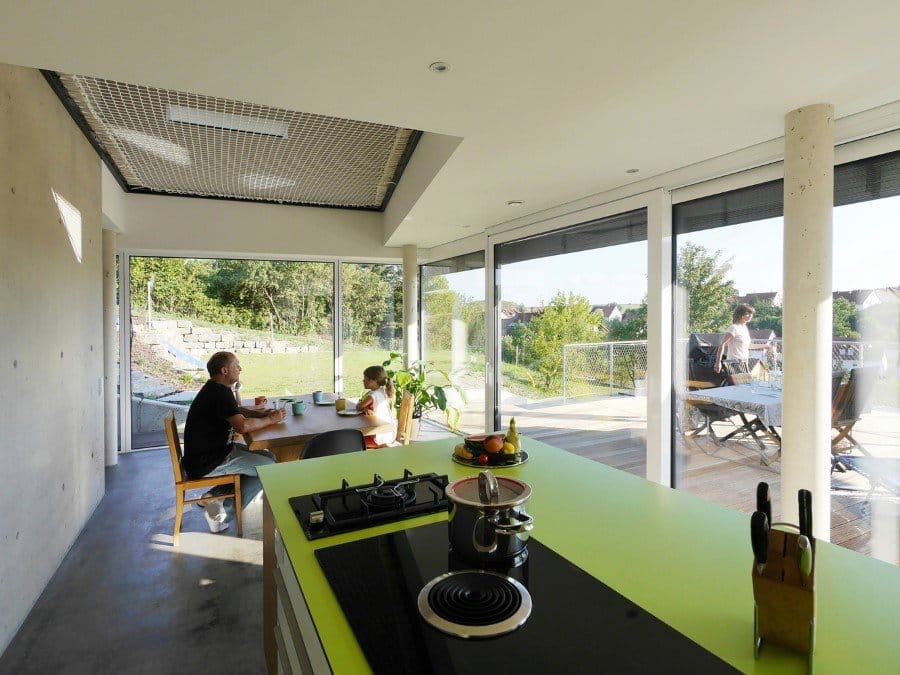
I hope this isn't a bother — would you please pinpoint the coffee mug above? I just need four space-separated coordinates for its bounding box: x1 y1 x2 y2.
313 390 323 404
292 401 306 415
335 398 346 411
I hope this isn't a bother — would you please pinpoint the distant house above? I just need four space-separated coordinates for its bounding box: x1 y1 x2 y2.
591 303 622 322
833 287 900 311
499 306 544 335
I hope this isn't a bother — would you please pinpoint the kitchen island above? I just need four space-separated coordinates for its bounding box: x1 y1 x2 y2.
258 437 899 674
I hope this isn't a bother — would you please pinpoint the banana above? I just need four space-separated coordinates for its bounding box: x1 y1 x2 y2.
454 443 474 460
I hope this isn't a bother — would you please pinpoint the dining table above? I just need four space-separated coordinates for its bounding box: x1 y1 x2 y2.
688 383 782 461
242 393 393 462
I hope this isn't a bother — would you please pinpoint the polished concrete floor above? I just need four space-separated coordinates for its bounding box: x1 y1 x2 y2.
0 450 268 675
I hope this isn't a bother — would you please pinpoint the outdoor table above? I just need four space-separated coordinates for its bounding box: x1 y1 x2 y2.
242 394 392 462
689 383 782 459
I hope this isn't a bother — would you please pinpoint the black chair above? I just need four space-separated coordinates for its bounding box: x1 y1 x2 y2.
300 429 366 460
681 336 732 445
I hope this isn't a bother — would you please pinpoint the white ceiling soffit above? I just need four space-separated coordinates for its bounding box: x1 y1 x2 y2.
5 2 900 247
49 72 420 210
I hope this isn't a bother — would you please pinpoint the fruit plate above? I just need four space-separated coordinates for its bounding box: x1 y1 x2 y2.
451 450 529 468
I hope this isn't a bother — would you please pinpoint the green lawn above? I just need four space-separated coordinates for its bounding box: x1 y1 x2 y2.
224 347 392 399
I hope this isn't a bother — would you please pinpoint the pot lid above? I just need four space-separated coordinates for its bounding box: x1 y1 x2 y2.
446 474 531 507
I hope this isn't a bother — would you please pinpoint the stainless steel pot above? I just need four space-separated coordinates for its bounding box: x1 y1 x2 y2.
445 470 534 565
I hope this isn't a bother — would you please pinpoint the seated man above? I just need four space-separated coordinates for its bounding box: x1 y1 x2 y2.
183 351 285 533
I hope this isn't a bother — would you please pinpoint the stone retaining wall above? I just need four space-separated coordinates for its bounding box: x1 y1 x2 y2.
133 316 318 362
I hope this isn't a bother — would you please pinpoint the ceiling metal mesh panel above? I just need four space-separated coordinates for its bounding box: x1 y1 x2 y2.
54 73 417 209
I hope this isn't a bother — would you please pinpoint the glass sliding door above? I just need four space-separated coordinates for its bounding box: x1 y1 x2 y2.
494 210 648 476
829 151 900 565
340 262 403 398
672 181 784 510
672 149 900 564
128 256 333 449
421 252 486 435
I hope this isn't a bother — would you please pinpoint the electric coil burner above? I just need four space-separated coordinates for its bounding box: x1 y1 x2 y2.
289 469 449 540
418 570 532 638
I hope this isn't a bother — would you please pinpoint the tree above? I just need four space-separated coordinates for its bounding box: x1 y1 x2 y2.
676 243 738 333
523 291 605 390
606 302 647 341
342 264 392 346
833 297 860 339
750 300 782 336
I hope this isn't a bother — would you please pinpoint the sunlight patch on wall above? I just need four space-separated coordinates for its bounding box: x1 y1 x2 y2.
51 189 82 262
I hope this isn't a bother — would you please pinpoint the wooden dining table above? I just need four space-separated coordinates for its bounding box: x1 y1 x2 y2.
242 394 393 462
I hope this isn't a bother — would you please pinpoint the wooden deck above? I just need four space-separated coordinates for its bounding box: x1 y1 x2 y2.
425 394 899 565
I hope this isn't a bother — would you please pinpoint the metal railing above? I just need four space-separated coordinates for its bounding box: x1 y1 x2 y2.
562 341 648 400
563 339 899 404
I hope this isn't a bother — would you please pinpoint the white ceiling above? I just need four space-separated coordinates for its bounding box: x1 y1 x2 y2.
4 1 900 249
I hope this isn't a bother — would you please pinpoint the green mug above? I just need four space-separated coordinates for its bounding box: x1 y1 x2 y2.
291 401 306 415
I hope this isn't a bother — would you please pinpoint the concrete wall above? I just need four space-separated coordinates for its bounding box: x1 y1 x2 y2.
0 65 104 653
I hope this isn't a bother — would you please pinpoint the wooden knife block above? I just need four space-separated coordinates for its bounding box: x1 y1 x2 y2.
751 527 816 659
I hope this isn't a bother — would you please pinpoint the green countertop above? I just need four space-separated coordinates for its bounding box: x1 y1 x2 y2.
258 437 899 674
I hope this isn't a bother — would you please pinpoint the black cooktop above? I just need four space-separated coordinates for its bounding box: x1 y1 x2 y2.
289 470 449 540
314 522 739 675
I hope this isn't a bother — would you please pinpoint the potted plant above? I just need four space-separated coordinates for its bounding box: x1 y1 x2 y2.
382 352 464 435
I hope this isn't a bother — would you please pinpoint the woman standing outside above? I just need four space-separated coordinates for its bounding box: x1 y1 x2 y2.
714 304 757 374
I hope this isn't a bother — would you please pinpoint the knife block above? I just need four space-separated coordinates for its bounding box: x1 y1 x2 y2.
751 526 815 666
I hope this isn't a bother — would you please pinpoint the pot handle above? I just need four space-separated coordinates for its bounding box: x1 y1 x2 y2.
472 515 498 554
478 470 500 504
491 511 534 536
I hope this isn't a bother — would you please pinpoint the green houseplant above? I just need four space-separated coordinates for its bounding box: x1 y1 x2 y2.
382 352 464 432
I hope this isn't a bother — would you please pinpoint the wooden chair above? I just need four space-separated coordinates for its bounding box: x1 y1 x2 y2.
300 429 366 459
164 411 242 546
395 391 415 445
831 366 878 467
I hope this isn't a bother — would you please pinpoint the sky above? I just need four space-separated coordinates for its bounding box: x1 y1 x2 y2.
443 195 900 307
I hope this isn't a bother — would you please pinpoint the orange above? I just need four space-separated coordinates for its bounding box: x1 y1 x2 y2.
484 435 504 454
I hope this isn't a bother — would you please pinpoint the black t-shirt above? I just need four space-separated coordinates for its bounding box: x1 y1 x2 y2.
183 380 240 478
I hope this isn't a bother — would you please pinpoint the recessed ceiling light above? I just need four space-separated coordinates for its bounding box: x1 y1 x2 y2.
626 168 639 174
429 61 450 73
506 200 524 207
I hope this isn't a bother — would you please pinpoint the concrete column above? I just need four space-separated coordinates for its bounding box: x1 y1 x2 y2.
782 104 834 539
102 230 119 466
402 245 419 365
646 189 673 486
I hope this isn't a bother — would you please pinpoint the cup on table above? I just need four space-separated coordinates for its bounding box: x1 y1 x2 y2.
291 401 306 416
335 398 347 412
313 390 323 404
254 395 267 406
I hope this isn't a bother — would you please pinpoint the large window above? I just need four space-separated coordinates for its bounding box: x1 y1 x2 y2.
494 210 648 476
340 262 403 397
421 252 486 434
128 256 334 449
672 150 900 564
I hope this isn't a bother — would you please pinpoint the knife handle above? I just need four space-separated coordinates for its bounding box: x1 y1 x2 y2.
756 482 771 527
750 510 769 572
798 489 812 538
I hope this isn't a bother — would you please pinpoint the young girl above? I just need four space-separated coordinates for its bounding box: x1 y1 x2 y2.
356 365 397 448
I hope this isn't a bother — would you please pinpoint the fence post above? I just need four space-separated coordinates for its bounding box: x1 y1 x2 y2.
609 343 614 392
562 345 568 401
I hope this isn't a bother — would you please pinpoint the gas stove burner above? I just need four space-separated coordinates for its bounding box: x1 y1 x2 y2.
290 470 450 539
417 570 532 639
356 478 417 510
